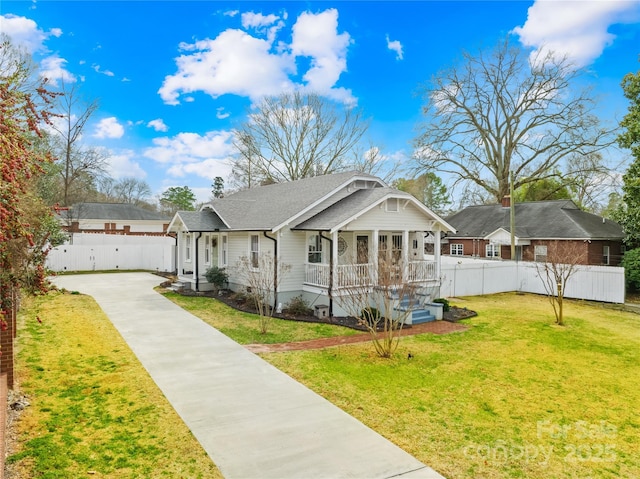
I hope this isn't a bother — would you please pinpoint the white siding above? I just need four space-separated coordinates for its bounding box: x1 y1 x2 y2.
345 202 435 231
278 228 307 293
76 219 166 232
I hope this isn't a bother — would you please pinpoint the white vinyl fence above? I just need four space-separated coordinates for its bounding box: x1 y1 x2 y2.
47 233 175 273
439 257 625 304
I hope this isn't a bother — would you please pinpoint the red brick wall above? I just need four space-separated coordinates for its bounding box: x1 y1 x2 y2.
444 238 623 266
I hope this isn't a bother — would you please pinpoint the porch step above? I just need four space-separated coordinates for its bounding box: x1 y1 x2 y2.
411 309 436 324
397 296 423 311
170 281 188 291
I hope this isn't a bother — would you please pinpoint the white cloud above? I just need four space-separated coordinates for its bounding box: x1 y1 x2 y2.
386 35 403 60
143 130 235 181
512 0 640 68
159 8 355 106
40 55 76 84
105 150 147 179
1 14 48 53
216 107 230 120
241 11 285 44
158 29 295 105
148 119 169 132
241 12 280 29
1 14 75 84
93 117 125 139
92 64 115 76
290 9 353 102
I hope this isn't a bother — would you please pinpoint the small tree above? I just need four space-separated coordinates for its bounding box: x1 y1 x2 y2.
621 248 640 292
159 186 196 215
204 266 228 294
211 176 225 199
336 257 419 358
234 252 291 334
534 241 588 326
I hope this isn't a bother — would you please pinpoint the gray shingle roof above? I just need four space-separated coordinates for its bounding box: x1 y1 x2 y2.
446 200 623 240
173 210 227 232
207 171 383 230
67 203 170 221
292 188 413 230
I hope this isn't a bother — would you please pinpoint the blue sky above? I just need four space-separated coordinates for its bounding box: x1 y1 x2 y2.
2 1 640 204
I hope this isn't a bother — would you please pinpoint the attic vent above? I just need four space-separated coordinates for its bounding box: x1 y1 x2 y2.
386 198 399 212
354 180 366 189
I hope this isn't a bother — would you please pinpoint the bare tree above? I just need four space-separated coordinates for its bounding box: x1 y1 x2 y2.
414 38 614 203
234 252 291 334
565 152 624 213
336 256 419 358
49 82 107 205
534 241 588 326
232 91 368 187
348 143 401 183
113 177 152 205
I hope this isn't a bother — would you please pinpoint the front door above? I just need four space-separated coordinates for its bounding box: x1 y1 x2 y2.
378 233 402 282
211 235 219 267
357 235 369 264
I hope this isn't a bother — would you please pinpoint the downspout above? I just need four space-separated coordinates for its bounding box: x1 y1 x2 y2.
263 232 278 313
319 232 333 317
195 232 202 291
173 234 178 274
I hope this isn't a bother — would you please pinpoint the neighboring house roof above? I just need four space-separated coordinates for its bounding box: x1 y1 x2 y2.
63 203 170 221
167 171 455 234
446 200 623 240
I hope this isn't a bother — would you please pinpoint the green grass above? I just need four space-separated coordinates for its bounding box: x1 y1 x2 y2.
12 291 223 479
264 293 640 479
161 291 359 344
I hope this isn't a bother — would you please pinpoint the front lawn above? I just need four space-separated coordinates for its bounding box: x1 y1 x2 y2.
10 291 222 479
161 291 359 344
265 293 640 479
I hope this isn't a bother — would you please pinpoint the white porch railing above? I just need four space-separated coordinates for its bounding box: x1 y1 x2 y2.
407 260 436 283
305 260 437 289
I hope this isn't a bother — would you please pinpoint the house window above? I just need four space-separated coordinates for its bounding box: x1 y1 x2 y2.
308 234 322 263
204 235 211 264
386 198 398 212
221 235 228 267
603 245 610 265
450 243 464 256
534 245 547 262
486 244 500 258
185 233 192 262
250 234 259 269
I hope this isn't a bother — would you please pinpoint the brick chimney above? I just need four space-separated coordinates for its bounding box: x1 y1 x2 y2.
501 195 511 208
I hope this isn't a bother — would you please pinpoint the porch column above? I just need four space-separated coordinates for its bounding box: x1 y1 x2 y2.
434 228 442 280
331 231 338 272
191 233 197 281
403 230 409 282
177 232 182 274
372 229 379 284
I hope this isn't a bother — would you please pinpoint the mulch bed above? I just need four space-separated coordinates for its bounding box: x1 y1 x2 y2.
160 278 477 331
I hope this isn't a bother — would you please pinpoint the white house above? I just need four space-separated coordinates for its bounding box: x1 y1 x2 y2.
167 171 456 319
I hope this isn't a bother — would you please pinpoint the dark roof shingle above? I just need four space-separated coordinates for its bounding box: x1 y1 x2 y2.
446 200 623 240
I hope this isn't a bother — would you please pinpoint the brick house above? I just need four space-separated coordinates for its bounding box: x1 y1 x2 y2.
443 198 624 266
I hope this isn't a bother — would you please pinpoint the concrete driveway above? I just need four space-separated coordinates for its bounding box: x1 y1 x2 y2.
52 272 445 479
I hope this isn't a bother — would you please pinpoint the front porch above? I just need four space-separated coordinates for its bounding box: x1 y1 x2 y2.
304 260 438 290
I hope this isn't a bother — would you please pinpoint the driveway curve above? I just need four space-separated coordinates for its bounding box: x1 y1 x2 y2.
52 272 445 479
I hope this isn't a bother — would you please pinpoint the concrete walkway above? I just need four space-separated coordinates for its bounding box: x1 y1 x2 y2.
52 272 444 479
